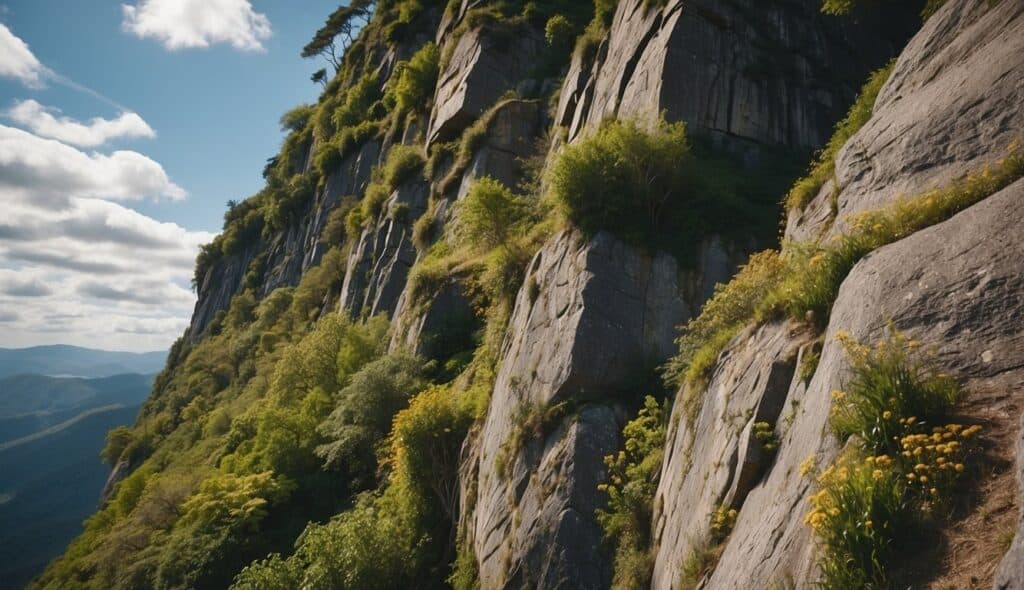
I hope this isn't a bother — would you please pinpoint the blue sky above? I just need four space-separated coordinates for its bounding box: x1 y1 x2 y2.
0 0 342 351
1 0 337 232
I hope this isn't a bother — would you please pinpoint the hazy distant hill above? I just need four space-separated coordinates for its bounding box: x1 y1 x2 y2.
0 373 154 443
0 404 141 590
0 345 165 380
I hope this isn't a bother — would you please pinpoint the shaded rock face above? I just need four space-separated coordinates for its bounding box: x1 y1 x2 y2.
455 100 543 200
648 1 1024 585
339 178 430 319
188 140 380 341
686 177 1024 589
429 26 545 145
466 230 750 589
788 0 1024 241
997 414 1024 589
557 0 917 148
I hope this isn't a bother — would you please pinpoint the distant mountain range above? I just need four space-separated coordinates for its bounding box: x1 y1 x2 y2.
0 345 166 380
0 346 160 588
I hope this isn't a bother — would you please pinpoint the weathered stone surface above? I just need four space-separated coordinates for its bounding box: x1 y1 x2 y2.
428 26 544 145
996 412 1024 589
466 228 759 589
339 179 429 318
788 0 1024 241
558 0 915 148
699 179 1024 588
455 100 542 200
650 322 809 590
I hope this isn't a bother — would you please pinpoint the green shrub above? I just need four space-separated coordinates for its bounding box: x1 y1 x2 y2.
785 61 893 212
381 144 425 188
544 14 574 48
316 354 430 483
386 42 440 117
455 177 529 253
597 396 668 589
279 104 314 132
547 117 694 252
332 72 383 131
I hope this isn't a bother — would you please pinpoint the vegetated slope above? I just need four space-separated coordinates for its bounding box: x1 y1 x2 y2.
34 0 1024 589
0 373 154 443
0 404 141 590
0 346 166 380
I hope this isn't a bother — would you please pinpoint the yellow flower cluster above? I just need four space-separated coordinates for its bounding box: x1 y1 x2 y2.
711 505 739 539
897 422 981 497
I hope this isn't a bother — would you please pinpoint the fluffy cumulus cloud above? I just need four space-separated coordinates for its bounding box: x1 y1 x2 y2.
0 124 185 208
122 0 272 52
0 118 214 351
7 99 156 147
0 23 45 87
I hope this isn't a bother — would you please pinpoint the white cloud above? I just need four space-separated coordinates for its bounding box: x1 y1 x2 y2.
0 124 185 208
122 0 272 52
7 99 156 147
0 23 45 86
0 122 214 351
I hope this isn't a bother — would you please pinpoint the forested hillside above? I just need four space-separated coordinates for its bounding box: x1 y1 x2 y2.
35 0 1024 588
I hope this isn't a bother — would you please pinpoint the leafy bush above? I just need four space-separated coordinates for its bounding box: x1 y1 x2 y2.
381 144 425 188
547 117 695 252
455 176 529 253
544 14 574 48
785 61 893 212
386 42 440 117
316 354 429 482
597 396 668 589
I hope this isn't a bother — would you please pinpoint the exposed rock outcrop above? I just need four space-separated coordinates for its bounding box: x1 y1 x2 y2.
557 0 916 147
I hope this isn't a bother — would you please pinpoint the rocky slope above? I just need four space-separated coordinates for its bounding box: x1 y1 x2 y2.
42 0 1024 588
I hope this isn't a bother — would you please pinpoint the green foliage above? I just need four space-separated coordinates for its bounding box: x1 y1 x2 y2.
805 331 984 588
830 330 959 452
544 14 574 48
179 471 296 534
382 144 426 188
785 61 893 212
386 42 440 117
547 117 699 253
455 176 529 253
101 425 134 465
820 0 855 15
597 396 668 589
332 72 384 131
664 251 784 390
767 144 1024 327
668 143 1024 405
279 104 314 132
316 354 429 483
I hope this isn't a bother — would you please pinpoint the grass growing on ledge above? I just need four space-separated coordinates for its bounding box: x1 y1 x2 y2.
785 61 894 213
667 143 1024 395
804 330 983 589
597 396 668 590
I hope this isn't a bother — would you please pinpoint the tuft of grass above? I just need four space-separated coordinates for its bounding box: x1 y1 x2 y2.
785 61 894 212
663 250 784 390
830 329 959 452
767 143 1024 327
805 330 984 589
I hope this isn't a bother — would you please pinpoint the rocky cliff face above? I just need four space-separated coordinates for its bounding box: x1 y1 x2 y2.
92 0 1024 588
